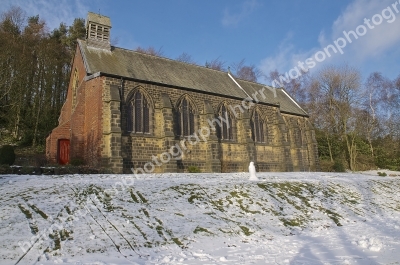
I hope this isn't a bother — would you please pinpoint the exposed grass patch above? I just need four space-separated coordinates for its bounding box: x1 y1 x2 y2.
172 237 184 247
188 193 203 203
130 189 139 203
194 226 213 235
18 204 32 219
141 208 150 218
28 204 48 219
239 226 253 236
257 181 344 228
49 231 61 251
60 229 73 241
137 191 148 203
280 217 305 227
324 209 342 226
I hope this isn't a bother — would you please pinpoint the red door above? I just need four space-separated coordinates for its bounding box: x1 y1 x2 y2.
58 139 70 165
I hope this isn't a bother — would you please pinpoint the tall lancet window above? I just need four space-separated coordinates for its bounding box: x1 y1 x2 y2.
176 98 195 136
217 105 233 140
251 111 265 143
127 91 150 133
71 69 79 110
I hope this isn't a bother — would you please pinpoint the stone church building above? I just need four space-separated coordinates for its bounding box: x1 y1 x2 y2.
46 12 319 174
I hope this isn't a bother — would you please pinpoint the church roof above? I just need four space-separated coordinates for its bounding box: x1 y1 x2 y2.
77 39 307 116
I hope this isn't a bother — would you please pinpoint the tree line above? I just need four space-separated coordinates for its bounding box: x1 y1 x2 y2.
268 65 400 171
0 7 398 171
0 7 85 147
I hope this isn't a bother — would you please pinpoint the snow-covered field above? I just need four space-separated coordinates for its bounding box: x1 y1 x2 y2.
1 172 400 265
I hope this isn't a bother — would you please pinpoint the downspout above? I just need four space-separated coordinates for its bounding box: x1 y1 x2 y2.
119 77 124 101
119 77 124 131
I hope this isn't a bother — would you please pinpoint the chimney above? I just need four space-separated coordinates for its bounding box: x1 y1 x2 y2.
86 12 111 50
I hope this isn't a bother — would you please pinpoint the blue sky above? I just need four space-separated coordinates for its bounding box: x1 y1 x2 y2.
2 0 400 83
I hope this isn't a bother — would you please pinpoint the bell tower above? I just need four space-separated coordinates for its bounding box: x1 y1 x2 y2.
86 12 111 50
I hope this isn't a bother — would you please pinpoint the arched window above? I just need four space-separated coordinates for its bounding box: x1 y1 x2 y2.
127 91 150 133
176 98 195 136
294 127 302 146
217 105 234 140
72 68 79 110
283 117 289 143
294 120 303 146
251 111 265 143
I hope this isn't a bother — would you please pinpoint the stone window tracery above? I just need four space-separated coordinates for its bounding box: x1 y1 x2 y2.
217 105 234 140
175 98 195 137
127 90 150 133
251 110 265 143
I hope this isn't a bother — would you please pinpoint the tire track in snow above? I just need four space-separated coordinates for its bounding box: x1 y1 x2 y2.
69 185 145 259
17 204 38 235
15 202 73 265
130 188 187 249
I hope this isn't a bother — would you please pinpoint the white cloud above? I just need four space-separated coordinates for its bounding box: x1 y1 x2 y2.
259 32 316 80
222 0 260 26
259 0 400 78
329 0 400 60
0 0 95 30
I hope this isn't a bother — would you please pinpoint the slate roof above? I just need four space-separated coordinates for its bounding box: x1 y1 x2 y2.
78 39 307 116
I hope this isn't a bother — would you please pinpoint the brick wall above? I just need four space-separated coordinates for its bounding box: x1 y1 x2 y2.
46 46 104 167
46 45 86 164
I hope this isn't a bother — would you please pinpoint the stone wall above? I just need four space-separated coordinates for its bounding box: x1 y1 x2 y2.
100 77 319 173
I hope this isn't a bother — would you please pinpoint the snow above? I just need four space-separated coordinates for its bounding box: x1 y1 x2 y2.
0 172 400 264
248 162 258 181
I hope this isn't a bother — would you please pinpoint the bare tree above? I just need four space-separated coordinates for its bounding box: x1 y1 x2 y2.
363 72 393 156
0 6 25 33
205 57 226 71
384 75 400 140
231 59 261 82
310 65 362 170
176 52 196 64
135 46 164 56
395 74 400 89
266 68 309 105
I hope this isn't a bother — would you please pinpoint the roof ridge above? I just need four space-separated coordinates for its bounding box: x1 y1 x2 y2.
109 43 273 87
80 40 281 90
113 44 233 74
